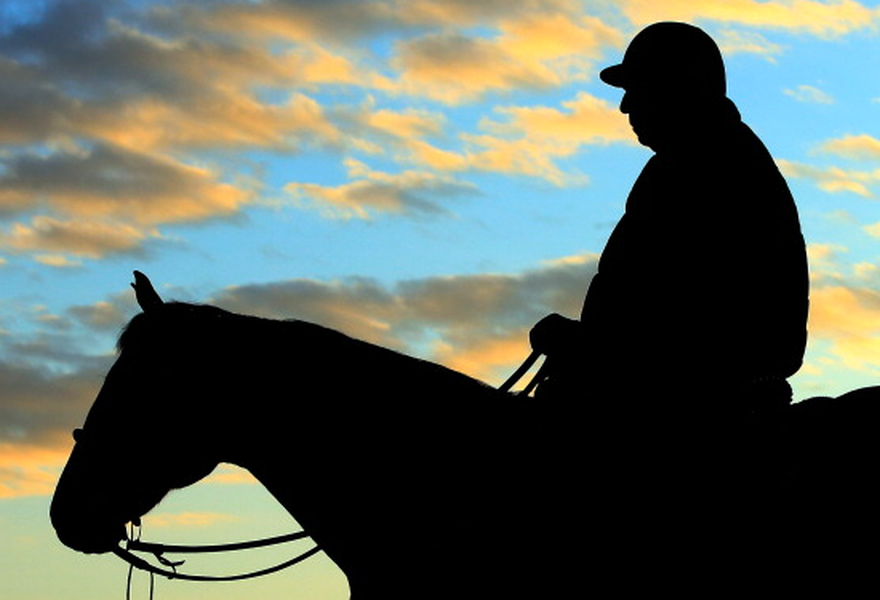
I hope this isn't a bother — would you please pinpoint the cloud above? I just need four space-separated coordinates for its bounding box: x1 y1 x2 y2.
817 133 880 160
0 5 347 153
0 144 255 225
213 253 598 381
808 284 880 375
0 0 631 261
89 91 344 154
382 14 624 103
794 245 880 387
189 0 403 44
144 512 237 528
67 298 133 332
328 91 631 185
394 0 588 27
0 358 105 447
0 0 633 249
432 332 534 384
0 0 304 104
168 0 626 108
463 92 633 183
716 29 786 59
285 159 478 219
777 158 880 197
0 216 158 261
807 243 850 283
212 276 404 347
0 443 69 499
784 84 835 104
865 222 880 238
396 92 632 185
204 465 261 486
195 0 623 103
619 0 880 38
387 32 558 104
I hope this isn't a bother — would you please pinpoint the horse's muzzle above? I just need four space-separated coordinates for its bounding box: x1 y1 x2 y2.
50 492 127 554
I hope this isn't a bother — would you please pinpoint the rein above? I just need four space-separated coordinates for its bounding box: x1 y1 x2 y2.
69 428 322 587
114 526 320 583
499 350 548 395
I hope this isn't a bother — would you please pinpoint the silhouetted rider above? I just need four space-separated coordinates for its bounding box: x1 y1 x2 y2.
527 23 809 572
531 22 809 422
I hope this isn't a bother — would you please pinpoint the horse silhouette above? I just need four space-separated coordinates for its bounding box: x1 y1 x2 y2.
51 272 880 596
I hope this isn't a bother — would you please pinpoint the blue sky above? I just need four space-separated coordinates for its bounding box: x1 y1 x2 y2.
3 1 880 598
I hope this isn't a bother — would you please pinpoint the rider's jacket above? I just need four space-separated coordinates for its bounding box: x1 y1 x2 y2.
553 99 809 405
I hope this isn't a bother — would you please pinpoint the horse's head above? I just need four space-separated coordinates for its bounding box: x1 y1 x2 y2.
51 272 223 554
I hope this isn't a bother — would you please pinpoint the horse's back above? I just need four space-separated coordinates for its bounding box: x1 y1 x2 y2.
788 385 880 495
777 386 880 582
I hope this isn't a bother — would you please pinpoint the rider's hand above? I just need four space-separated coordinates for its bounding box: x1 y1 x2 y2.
529 313 580 356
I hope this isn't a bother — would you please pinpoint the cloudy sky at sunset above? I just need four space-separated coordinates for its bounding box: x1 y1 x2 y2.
3 0 880 598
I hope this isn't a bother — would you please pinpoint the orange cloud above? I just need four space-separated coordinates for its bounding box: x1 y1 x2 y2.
433 331 534 385
808 285 880 375
285 159 476 219
620 0 880 38
437 92 632 185
144 512 238 528
784 84 835 104
395 0 585 27
348 92 631 185
204 465 261 486
386 32 559 104
213 253 596 364
0 144 255 226
715 29 786 59
0 217 158 260
379 11 623 103
0 443 67 499
777 159 879 197
818 133 880 161
87 92 343 154
193 0 400 44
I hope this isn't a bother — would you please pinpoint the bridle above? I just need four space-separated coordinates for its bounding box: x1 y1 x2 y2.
68 427 322 589
71 352 542 596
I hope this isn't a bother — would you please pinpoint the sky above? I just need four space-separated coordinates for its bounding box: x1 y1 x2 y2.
2 0 880 597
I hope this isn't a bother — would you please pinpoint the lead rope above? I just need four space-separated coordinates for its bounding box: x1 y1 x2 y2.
126 520 154 600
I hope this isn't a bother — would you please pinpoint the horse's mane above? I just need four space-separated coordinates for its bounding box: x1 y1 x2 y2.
116 300 498 399
117 302 303 354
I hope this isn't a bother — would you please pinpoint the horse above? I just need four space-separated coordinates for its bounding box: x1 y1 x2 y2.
51 272 880 596
51 272 589 598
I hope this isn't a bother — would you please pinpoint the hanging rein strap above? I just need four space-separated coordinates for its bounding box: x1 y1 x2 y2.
114 530 320 582
498 350 549 396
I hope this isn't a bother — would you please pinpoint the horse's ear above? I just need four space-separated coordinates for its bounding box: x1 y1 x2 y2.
131 270 164 312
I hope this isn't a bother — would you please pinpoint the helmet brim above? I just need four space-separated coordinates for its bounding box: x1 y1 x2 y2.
599 64 627 88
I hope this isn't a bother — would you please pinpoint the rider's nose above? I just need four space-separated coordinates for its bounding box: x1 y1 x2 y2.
620 92 631 114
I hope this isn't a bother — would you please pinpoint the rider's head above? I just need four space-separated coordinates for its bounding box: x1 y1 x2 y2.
600 22 728 151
